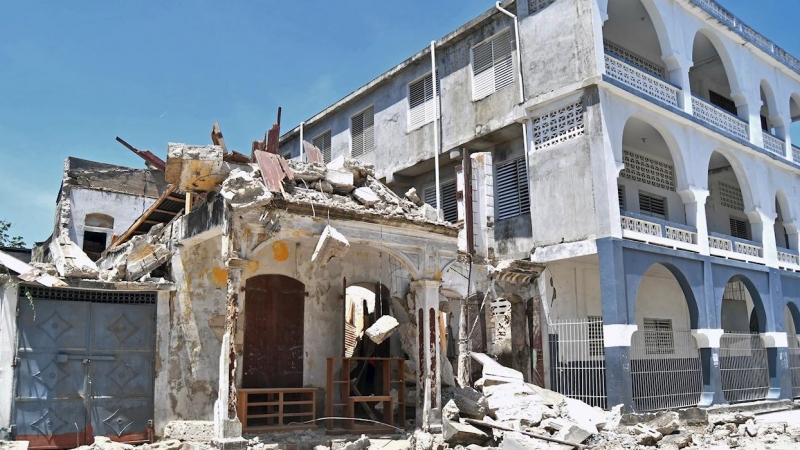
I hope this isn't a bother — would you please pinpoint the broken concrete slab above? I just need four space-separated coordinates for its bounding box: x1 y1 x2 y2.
327 169 355 193
303 141 324 163
311 225 350 265
126 241 171 281
500 431 549 450
405 187 423 206
634 423 663 445
647 411 681 436
441 355 456 387
220 169 272 209
659 431 693 449
446 386 487 419
398 323 417 363
342 158 375 185
289 160 326 183
50 234 99 278
166 143 227 192
471 352 525 386
353 186 380 206
163 420 214 443
443 417 490 446
365 315 399 344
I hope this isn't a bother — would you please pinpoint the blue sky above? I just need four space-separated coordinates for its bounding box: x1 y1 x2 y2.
1 1 798 246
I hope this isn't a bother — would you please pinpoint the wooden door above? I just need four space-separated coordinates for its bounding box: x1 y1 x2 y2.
242 275 305 388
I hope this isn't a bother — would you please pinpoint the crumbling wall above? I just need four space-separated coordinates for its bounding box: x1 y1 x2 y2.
154 235 226 433
68 188 156 248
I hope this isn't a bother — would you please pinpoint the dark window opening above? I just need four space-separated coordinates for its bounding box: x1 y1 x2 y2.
709 90 737 115
83 231 107 261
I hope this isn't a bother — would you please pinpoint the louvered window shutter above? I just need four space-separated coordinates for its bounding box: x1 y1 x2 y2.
618 185 626 211
313 130 332 164
730 217 749 240
351 107 375 158
424 180 458 223
472 29 514 100
408 74 438 129
495 158 529 220
644 318 674 355
638 191 666 219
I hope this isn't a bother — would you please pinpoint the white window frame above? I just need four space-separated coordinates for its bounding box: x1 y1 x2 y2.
350 105 375 158
407 72 439 131
470 28 515 101
312 129 332 164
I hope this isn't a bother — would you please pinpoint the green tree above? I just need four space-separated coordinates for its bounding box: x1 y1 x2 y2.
0 220 26 248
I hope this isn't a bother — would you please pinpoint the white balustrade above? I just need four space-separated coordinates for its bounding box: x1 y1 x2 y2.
793 146 800 163
762 132 785 156
778 251 799 266
605 55 680 108
708 235 733 252
734 241 762 258
621 216 661 237
665 226 696 244
691 97 749 141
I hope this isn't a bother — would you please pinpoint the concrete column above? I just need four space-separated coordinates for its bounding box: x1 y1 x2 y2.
471 153 495 260
412 279 443 431
679 187 710 255
731 90 761 146
213 263 247 449
761 332 792 400
597 239 635 410
691 329 726 406
663 53 693 114
785 222 799 252
746 208 778 268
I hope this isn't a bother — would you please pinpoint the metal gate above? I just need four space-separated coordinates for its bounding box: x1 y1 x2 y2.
719 332 769 404
13 286 157 449
630 329 703 412
788 333 800 399
547 318 607 409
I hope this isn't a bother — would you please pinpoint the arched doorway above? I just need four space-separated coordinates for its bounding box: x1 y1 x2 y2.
344 283 391 358
718 276 769 403
629 263 702 411
242 274 306 388
785 304 800 399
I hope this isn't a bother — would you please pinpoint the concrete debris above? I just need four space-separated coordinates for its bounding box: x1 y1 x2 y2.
163 420 214 443
342 158 375 185
302 141 324 163
442 385 487 419
633 423 663 446
311 225 350 265
341 435 369 450
220 169 273 209
500 431 549 450
442 401 490 446
647 411 681 435
289 160 327 183
49 233 99 278
441 356 456 387
326 169 355 193
364 315 399 344
398 323 418 363
405 187 423 206
311 180 334 194
353 186 381 206
166 143 227 192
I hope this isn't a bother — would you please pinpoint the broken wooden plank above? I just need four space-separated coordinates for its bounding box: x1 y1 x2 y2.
254 150 287 194
211 122 228 154
110 185 178 248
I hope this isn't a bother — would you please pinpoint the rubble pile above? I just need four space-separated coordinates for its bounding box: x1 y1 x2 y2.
430 355 800 450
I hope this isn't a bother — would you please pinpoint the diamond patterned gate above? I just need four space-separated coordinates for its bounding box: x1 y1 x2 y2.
14 287 157 449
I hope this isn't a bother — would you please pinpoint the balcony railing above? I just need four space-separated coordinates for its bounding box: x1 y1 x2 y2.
690 96 749 142
605 54 680 108
793 145 800 163
708 231 764 263
777 247 800 271
620 212 698 251
762 132 785 157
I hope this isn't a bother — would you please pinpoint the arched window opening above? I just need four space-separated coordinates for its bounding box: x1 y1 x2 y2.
775 197 790 250
706 152 752 242
689 33 738 116
790 96 800 160
603 0 666 78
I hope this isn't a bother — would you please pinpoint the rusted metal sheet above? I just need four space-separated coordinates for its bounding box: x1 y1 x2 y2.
223 150 251 164
303 142 323 164
115 137 166 172
277 155 294 181
254 151 287 193
242 275 305 388
266 124 280 154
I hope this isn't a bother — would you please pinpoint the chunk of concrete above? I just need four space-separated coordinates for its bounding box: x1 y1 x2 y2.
289 160 326 182
441 356 456 387
659 431 692 449
365 315 399 344
554 423 593 446
449 386 487 419
327 169 355 193
163 420 214 443
49 234 99 278
405 187 423 206
471 352 525 386
126 241 171 281
166 143 226 191
353 186 380 206
343 158 375 185
342 435 370 450
398 323 418 363
310 180 334 193
220 169 272 209
311 225 350 264
500 431 549 450
443 418 490 446
633 423 663 445
390 296 410 325
647 411 681 435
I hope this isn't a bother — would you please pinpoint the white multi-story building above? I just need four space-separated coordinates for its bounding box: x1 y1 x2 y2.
278 0 800 411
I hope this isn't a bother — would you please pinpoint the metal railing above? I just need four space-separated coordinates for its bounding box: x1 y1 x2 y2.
629 329 703 412
547 318 607 409
605 54 680 108
762 132 785 157
691 96 749 141
789 334 800 399
719 332 770 403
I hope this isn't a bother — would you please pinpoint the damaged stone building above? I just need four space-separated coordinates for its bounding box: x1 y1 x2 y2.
4 0 800 448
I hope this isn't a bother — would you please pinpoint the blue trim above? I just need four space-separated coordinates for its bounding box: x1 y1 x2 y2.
621 211 696 234
708 231 763 249
601 75 800 172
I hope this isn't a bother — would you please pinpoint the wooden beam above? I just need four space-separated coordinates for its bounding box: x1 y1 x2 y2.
110 185 177 248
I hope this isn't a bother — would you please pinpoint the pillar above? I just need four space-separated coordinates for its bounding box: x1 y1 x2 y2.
679 187 710 255
412 279 443 431
764 268 793 400
731 90 761 146
746 208 778 268
663 53 693 114
597 239 635 410
691 329 726 406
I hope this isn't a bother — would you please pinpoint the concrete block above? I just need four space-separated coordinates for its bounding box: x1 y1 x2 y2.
327 169 355 192
126 242 171 281
365 315 399 344
49 234 99 278
288 160 326 182
647 411 681 435
398 323 418 363
353 187 380 206
166 143 226 192
448 386 487 419
405 187 423 205
633 423 663 445
442 418 489 446
311 225 350 264
659 431 692 449
500 431 548 450
342 435 369 450
220 169 272 209
163 420 215 443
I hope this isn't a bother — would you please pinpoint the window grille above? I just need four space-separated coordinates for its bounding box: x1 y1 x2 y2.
643 318 674 355
730 217 749 240
723 280 748 302
23 286 157 304
495 157 530 220
588 316 605 357
618 185 626 211
620 150 675 191
408 73 439 130
471 29 515 100
312 130 332 164
424 180 458 223
709 90 738 115
718 182 744 211
638 191 667 219
531 101 585 150
529 0 556 14
351 106 375 158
